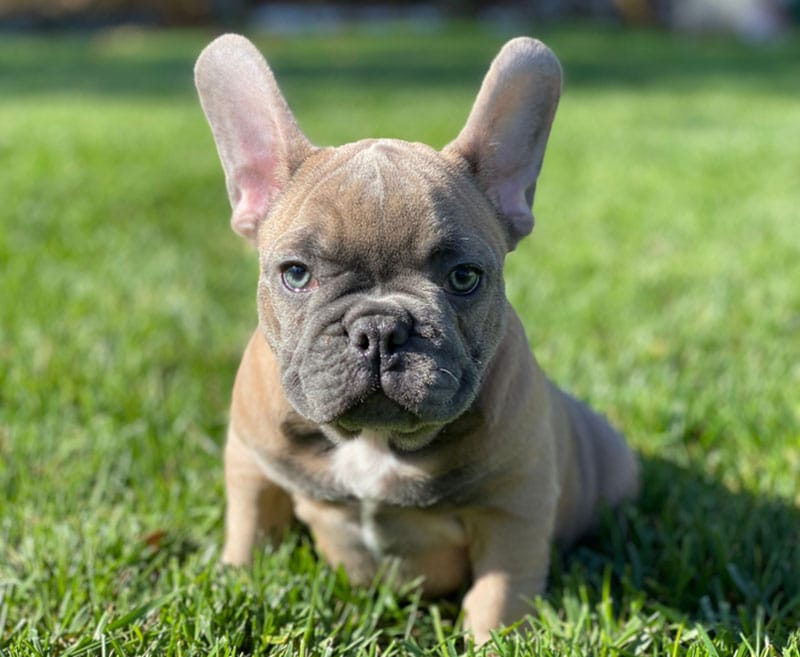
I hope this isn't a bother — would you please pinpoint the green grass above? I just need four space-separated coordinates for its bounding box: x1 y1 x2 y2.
1 23 799 656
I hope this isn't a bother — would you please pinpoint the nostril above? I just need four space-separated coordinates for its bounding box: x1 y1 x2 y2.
355 331 371 353
388 322 410 350
346 314 412 365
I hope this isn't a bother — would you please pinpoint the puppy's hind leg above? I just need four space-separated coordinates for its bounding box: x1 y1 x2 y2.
222 428 294 565
583 409 639 515
553 389 640 546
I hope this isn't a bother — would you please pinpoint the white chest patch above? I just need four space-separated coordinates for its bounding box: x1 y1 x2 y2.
330 432 424 500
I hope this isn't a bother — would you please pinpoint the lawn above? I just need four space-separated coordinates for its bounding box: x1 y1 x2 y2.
1 22 799 656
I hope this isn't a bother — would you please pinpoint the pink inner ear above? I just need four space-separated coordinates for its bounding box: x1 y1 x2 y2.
229 158 282 243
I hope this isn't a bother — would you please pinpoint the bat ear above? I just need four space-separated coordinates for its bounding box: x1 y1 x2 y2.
195 34 314 245
444 37 561 251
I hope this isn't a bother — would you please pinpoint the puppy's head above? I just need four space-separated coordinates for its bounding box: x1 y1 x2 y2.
195 35 560 450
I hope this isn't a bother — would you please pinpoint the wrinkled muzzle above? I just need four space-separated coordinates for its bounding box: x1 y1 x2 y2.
277 299 480 437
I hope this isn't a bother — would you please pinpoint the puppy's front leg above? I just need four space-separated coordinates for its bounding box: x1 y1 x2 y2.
462 510 552 645
222 428 294 565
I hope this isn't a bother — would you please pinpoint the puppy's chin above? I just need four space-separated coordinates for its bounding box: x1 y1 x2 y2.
325 393 443 452
336 392 425 431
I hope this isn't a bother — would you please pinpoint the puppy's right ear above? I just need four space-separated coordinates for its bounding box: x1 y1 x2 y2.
195 34 314 245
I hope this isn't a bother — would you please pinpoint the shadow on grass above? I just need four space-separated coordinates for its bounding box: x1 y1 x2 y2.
553 455 800 642
1 26 798 99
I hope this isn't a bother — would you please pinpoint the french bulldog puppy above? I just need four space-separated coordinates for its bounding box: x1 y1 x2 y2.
195 34 639 644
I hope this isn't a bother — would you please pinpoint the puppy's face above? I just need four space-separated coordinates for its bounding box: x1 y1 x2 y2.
256 140 508 449
195 35 561 450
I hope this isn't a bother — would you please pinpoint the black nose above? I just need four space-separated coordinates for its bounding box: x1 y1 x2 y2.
347 314 411 369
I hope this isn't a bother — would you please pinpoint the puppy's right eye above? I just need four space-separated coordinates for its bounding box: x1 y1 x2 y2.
281 263 314 292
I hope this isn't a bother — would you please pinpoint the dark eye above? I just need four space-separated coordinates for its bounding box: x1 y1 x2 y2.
281 263 313 291
445 265 482 295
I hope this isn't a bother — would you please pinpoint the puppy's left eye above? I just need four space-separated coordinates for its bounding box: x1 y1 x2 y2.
445 265 482 295
281 263 314 292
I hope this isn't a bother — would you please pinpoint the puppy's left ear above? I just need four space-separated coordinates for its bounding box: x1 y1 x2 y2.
444 37 561 250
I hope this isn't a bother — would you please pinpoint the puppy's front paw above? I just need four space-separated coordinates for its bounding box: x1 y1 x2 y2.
221 541 253 567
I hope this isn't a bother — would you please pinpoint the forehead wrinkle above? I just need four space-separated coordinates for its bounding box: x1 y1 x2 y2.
318 147 435 264
353 145 388 215
270 138 504 275
431 231 496 263
268 225 325 260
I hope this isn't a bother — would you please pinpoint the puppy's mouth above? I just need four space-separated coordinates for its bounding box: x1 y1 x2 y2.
332 393 441 450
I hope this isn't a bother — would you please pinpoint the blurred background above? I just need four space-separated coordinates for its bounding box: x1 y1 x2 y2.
1 0 799 654
1 0 798 41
